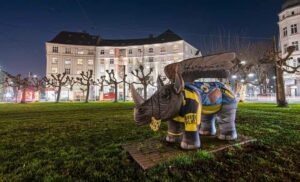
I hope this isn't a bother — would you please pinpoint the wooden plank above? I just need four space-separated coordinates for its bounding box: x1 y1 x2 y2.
123 135 256 170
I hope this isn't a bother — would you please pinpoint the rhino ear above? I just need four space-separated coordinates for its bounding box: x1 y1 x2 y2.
157 75 164 90
173 66 184 94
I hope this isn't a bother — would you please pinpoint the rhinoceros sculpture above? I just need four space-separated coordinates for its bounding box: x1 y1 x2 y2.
131 52 239 150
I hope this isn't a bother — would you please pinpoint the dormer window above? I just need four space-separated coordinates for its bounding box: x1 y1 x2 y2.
148 48 154 53
160 47 166 52
100 50 105 55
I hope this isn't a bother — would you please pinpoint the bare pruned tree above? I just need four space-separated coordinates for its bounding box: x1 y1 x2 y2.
94 75 107 101
66 77 77 101
31 76 45 102
105 69 123 102
76 70 94 103
4 72 30 103
261 37 298 107
43 72 68 103
131 65 154 99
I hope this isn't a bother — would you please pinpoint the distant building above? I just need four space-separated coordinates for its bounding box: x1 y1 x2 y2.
278 0 300 96
45 30 200 101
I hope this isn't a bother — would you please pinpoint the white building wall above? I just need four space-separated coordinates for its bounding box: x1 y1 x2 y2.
46 39 200 100
278 4 300 96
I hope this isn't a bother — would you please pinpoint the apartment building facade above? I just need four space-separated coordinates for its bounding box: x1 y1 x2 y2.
45 30 200 101
278 0 300 96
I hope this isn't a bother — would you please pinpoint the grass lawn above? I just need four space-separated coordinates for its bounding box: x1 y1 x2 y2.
0 102 299 181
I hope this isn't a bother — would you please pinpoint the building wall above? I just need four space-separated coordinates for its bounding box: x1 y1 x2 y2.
278 5 300 96
46 40 199 100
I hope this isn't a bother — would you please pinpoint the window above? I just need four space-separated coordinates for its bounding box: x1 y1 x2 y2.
65 47 71 54
52 58 58 64
128 58 133 64
148 57 154 62
52 46 58 53
292 11 295 15
292 41 299 51
88 59 94 65
148 48 154 53
100 50 105 55
51 67 58 73
283 27 288 37
88 50 94 55
65 59 71 65
109 49 114 55
173 44 179 52
138 49 142 53
100 59 105 64
77 59 83 65
291 24 298 34
65 68 71 75
284 44 288 53
77 70 83 75
110 59 114 64
77 50 84 54
128 49 133 54
160 47 166 52
293 59 298 67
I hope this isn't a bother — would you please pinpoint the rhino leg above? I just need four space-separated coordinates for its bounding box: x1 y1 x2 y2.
217 103 238 140
181 130 201 150
166 120 183 143
199 114 216 136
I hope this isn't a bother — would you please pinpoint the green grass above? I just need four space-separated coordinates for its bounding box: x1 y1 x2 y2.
0 102 299 181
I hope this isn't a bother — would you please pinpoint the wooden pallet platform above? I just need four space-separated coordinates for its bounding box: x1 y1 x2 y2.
122 135 256 170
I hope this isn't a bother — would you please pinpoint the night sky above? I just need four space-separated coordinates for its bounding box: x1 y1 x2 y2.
0 0 283 76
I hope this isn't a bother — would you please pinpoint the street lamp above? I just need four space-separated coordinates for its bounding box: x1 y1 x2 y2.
240 60 246 65
248 73 255 78
232 75 237 79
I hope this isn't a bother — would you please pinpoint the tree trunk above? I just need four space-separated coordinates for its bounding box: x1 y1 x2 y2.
20 88 26 103
85 84 90 103
114 83 118 102
143 84 147 100
123 81 126 102
276 67 288 107
56 86 61 103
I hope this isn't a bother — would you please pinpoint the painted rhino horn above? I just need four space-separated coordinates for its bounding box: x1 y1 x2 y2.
130 84 144 106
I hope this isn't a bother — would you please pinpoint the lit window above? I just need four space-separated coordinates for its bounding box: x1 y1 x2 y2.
109 49 114 55
148 57 154 62
283 27 287 37
52 58 58 64
110 59 114 64
291 24 298 34
77 59 83 65
128 58 133 64
160 47 166 52
65 47 71 54
65 59 71 65
65 68 71 74
88 60 94 65
173 45 179 52
52 46 58 53
100 50 105 55
100 59 105 64
51 67 58 73
77 50 84 54
148 48 154 53
128 49 133 54
292 41 299 51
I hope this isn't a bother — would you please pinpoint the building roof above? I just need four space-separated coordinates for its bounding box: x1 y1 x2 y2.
282 0 300 10
48 29 183 46
48 31 100 46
